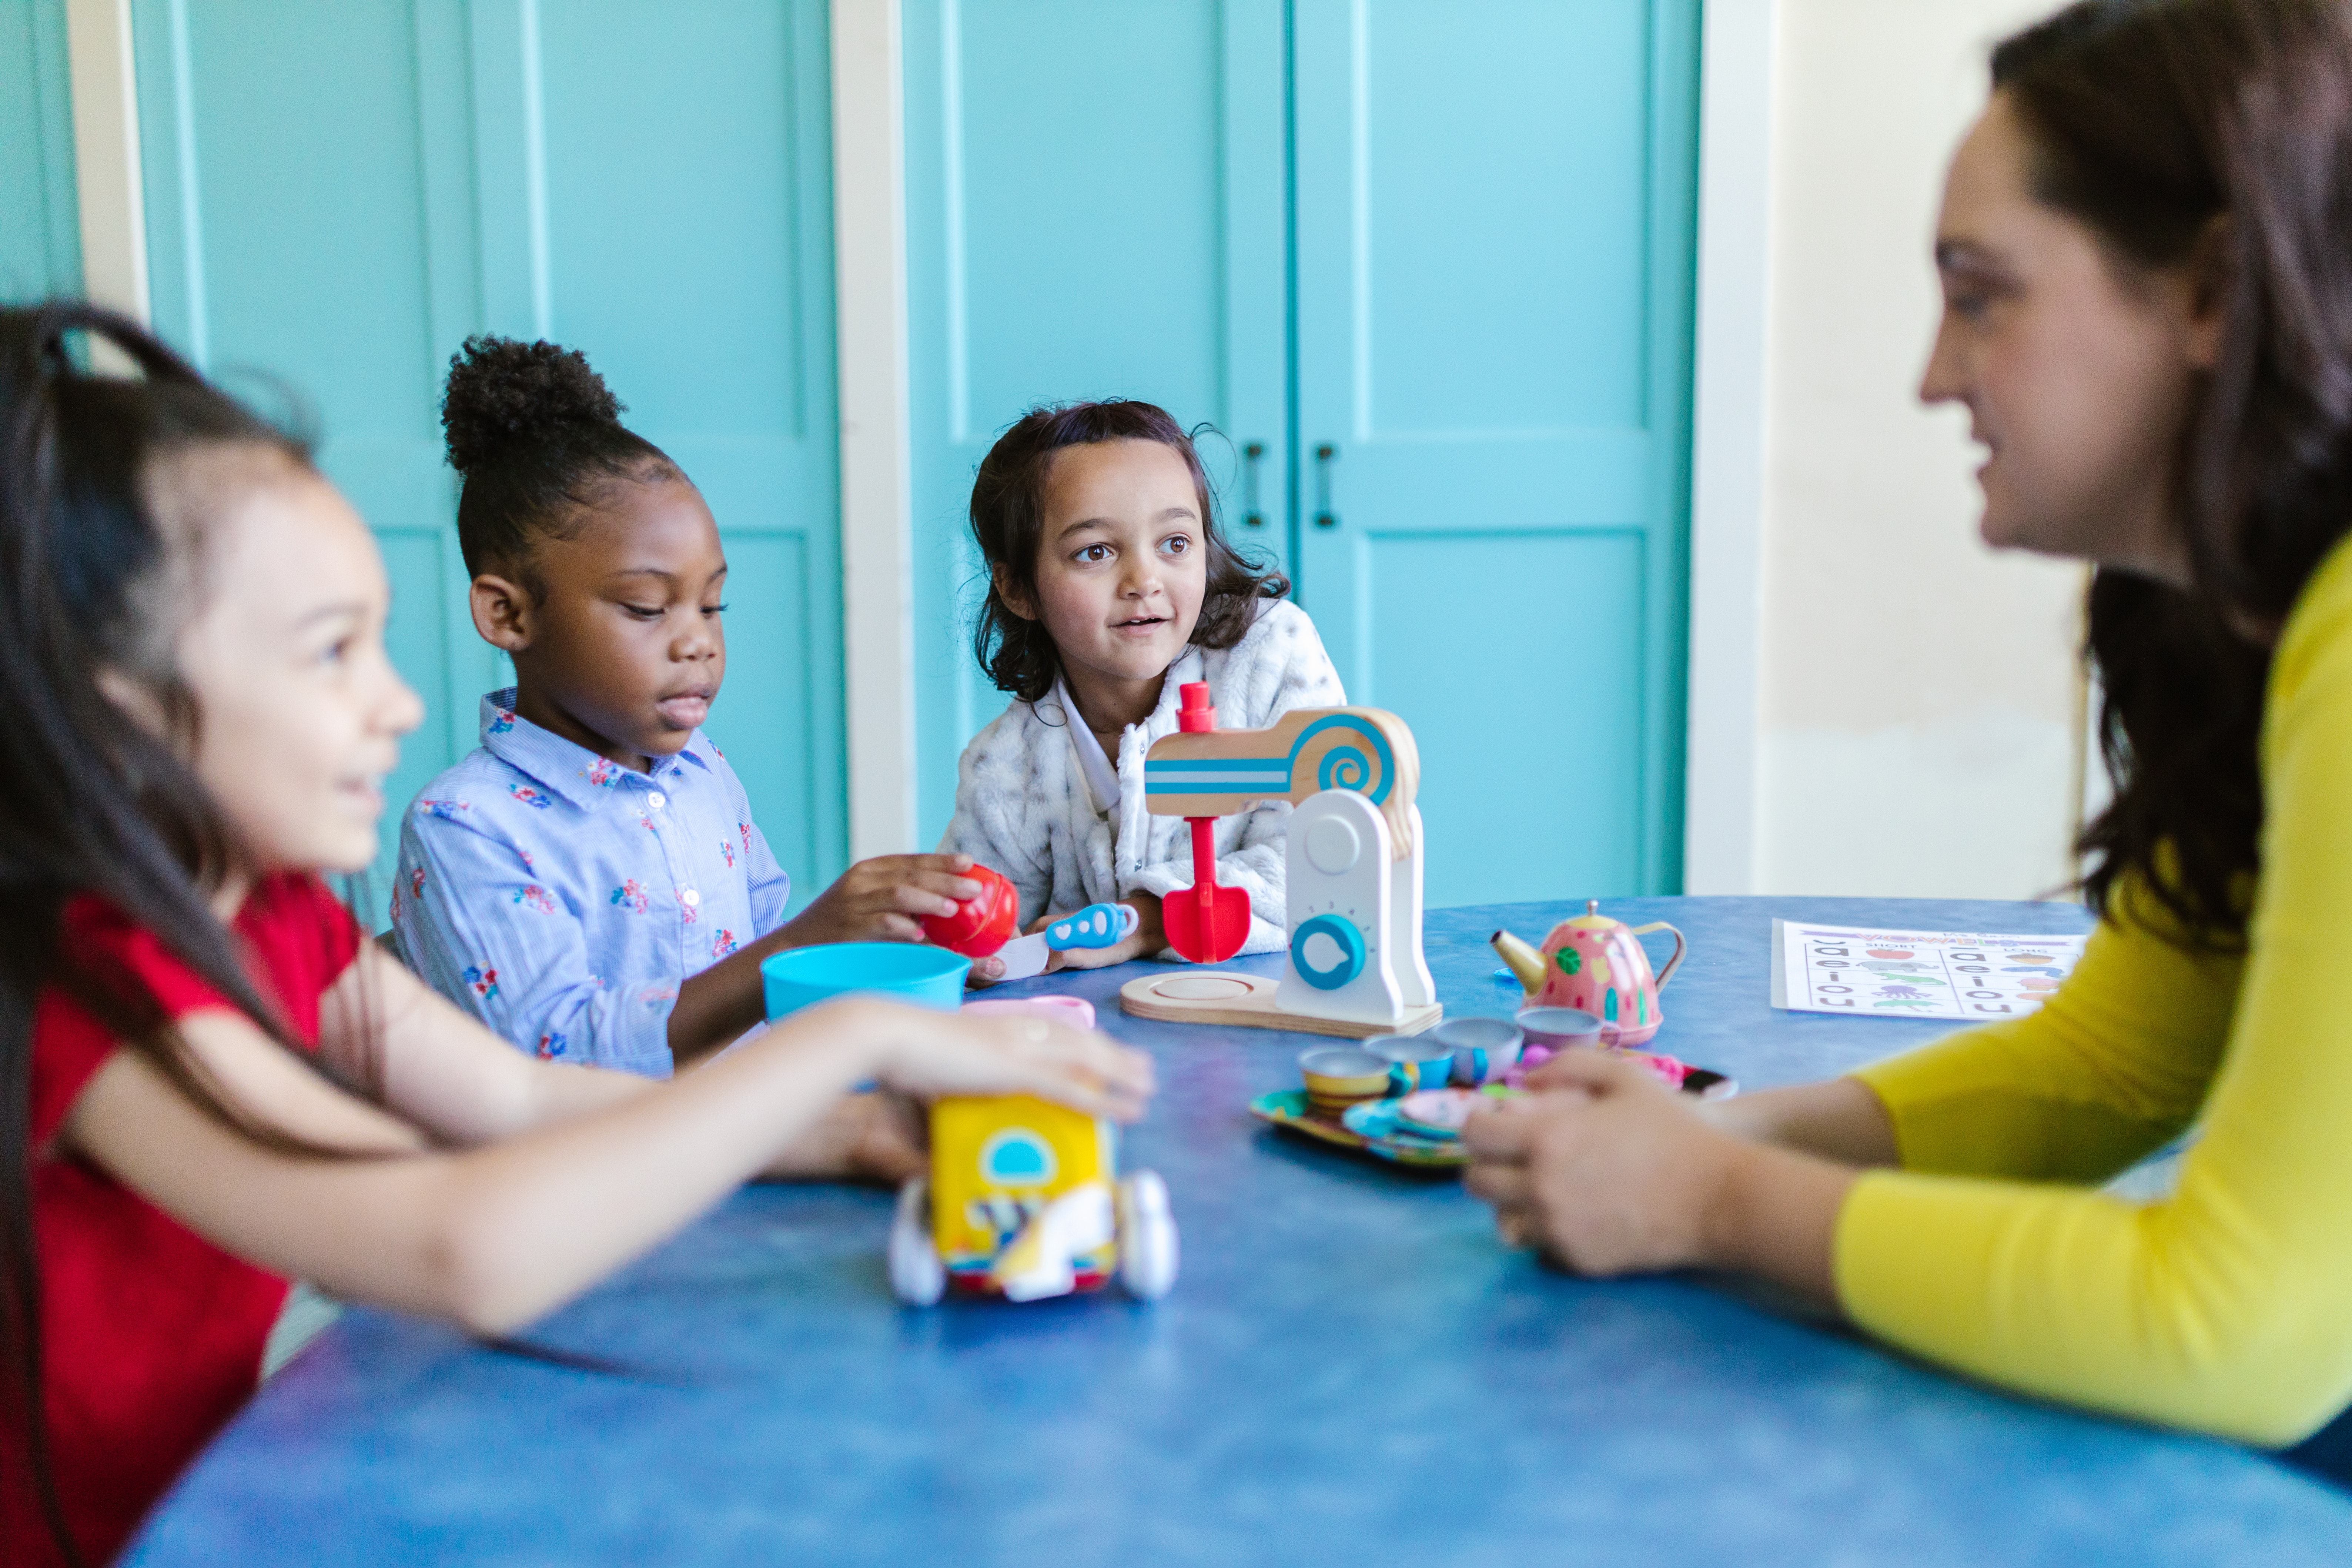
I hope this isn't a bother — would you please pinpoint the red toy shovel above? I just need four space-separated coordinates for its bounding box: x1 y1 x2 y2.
1160 683 1253 964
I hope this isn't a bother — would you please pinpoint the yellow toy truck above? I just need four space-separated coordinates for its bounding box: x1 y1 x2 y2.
888 1094 1178 1305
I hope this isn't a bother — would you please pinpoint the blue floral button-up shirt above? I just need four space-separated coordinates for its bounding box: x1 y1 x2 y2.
390 689 791 1077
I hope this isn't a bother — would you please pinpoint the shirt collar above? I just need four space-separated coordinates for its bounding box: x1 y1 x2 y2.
1048 676 1122 817
477 688 714 808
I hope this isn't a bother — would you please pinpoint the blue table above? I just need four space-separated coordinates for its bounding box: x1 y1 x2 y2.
128 898 2352 1565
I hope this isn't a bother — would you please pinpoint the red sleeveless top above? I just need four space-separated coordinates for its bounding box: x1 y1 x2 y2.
3 876 358 1566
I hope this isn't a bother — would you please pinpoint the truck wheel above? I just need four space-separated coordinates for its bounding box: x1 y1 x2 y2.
1116 1170 1179 1300
888 1177 946 1306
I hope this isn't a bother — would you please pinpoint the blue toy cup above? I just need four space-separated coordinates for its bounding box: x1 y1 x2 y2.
760 942 972 1021
1362 1033 1457 1096
1428 1017 1525 1086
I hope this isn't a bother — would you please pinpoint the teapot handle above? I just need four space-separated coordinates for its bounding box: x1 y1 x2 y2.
1629 922 1687 990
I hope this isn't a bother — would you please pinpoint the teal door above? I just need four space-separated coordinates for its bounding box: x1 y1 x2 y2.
1292 0 1699 905
0 0 80 303
902 0 1291 842
128 0 846 916
903 0 1698 902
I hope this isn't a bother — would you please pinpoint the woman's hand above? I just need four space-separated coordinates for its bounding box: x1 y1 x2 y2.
1462 1050 1738 1273
856 1002 1156 1122
1462 1049 1858 1300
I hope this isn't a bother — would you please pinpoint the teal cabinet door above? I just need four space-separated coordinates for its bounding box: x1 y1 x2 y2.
129 0 844 915
1291 0 1699 905
902 0 1290 844
0 0 80 302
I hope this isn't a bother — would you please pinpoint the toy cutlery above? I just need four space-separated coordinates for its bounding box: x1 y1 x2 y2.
992 902 1141 982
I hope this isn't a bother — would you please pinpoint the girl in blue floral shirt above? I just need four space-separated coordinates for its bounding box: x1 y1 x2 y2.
394 338 990 1074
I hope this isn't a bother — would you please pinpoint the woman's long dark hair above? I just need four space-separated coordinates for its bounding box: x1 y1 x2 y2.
968 400 1289 704
0 302 342 1564
1995 0 2352 946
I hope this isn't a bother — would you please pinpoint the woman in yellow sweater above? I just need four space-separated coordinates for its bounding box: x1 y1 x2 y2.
1463 0 2352 1480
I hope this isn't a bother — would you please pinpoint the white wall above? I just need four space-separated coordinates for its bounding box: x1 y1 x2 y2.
1751 0 2087 900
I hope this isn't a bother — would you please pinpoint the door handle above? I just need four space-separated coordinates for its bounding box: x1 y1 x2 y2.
1242 441 1267 528
1313 443 1338 528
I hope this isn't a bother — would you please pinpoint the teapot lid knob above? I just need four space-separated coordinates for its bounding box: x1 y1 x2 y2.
1586 900 1599 916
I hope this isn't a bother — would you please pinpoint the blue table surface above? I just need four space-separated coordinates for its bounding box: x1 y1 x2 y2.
128 897 2352 1566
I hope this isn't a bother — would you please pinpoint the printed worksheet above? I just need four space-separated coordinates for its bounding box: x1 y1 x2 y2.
1770 921 2090 1021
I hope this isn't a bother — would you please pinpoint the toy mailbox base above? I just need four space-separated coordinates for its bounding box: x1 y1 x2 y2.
1118 971 1442 1040
887 1093 1175 1307
888 1172 1178 1306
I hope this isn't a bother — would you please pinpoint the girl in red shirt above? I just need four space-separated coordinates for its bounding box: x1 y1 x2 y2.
0 302 1156 1566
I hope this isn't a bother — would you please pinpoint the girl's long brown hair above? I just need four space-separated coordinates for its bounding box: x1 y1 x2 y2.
0 302 362 1564
1996 0 2352 946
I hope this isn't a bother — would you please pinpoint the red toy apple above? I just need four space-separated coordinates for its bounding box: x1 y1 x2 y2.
922 863 1021 957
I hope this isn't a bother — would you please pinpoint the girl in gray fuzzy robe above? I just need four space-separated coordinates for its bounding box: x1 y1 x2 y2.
939 401 1345 970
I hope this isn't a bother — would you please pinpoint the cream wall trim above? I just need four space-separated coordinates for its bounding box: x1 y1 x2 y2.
65 0 149 325
1753 0 2080 901
1683 0 1776 893
832 0 920 857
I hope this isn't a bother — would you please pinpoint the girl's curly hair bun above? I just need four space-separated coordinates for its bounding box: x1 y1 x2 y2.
440 335 626 478
438 335 677 580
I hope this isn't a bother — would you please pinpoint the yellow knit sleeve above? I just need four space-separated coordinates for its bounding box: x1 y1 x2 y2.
1833 539 2352 1445
1848 877 2241 1184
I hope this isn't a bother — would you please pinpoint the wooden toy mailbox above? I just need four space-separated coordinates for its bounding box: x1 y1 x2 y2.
1119 686 1442 1037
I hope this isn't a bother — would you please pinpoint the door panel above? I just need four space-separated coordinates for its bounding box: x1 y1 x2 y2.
903 0 1289 843
133 0 478 897
1293 0 1698 904
0 0 80 302
1365 529 1647 902
533 0 846 890
130 0 844 915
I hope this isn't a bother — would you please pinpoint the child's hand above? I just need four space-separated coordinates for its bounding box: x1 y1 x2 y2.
867 1005 1155 1123
1049 894 1163 971
966 897 1162 987
783 854 986 946
758 1089 927 1185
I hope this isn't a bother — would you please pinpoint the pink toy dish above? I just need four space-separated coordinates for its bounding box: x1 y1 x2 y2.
962 995 1098 1030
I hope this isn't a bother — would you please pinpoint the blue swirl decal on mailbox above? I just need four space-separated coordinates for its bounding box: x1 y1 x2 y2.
1311 722 1382 795
1145 713 1394 805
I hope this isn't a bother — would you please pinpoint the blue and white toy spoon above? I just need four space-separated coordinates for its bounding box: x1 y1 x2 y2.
993 902 1141 982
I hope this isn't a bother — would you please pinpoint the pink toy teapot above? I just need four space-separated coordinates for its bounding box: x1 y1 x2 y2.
1491 901 1687 1047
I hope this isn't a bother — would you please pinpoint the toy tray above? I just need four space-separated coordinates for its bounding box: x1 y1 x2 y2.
1248 1090 1467 1169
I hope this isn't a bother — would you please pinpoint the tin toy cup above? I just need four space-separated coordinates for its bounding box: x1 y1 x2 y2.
1299 1046 1395 1113
1513 1006 1605 1068
1428 1017 1525 1086
1361 1033 1457 1096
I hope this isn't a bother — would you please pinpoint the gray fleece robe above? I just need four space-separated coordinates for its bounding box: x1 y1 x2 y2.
938 599 1345 957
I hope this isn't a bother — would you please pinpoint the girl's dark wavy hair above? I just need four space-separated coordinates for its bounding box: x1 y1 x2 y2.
440 334 680 592
968 399 1289 703
0 302 372 1565
1995 0 2352 948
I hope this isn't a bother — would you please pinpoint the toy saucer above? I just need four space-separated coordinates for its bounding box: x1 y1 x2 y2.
1248 1089 1466 1169
1390 1086 1526 1139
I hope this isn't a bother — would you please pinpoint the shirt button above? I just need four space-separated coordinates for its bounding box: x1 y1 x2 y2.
647 791 667 809
681 889 700 907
